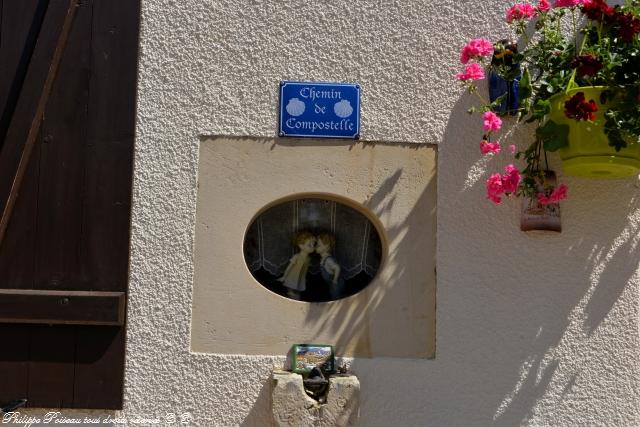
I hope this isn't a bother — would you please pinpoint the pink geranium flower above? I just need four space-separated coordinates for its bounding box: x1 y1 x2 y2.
537 184 568 204
487 173 505 203
538 0 551 12
506 4 537 22
486 165 522 204
483 111 502 132
502 164 521 194
480 139 501 155
460 39 494 64
456 63 485 81
508 144 517 154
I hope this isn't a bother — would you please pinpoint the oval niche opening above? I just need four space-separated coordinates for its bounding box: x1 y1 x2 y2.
243 196 384 302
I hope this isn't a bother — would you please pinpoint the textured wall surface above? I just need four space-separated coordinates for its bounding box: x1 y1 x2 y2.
115 0 640 426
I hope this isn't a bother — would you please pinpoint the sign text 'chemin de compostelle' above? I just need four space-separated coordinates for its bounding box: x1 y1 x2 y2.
279 81 360 139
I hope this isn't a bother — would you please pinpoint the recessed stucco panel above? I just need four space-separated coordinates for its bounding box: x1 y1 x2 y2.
191 138 436 358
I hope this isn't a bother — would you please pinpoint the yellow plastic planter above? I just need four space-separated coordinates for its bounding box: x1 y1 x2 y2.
548 86 640 178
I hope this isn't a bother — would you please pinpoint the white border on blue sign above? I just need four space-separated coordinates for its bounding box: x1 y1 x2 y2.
278 81 361 139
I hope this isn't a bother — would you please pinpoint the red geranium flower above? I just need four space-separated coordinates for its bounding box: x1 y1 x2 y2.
570 54 603 77
614 12 640 42
564 92 598 121
581 0 614 22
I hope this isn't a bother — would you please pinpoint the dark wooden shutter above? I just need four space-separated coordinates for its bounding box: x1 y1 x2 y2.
0 0 140 409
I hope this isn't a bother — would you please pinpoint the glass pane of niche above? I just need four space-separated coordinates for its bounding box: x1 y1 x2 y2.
244 197 383 302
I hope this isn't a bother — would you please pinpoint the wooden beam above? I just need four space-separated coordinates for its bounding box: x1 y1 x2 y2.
0 289 125 325
0 0 78 248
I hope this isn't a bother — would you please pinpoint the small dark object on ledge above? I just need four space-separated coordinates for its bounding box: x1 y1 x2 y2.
303 367 329 400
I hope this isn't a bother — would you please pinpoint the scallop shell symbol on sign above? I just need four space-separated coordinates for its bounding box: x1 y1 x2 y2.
286 98 306 117
333 100 353 118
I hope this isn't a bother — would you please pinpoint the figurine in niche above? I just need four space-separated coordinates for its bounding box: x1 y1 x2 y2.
277 231 316 300
315 232 344 299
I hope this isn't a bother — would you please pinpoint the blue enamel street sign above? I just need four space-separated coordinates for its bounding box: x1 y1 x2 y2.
279 81 360 139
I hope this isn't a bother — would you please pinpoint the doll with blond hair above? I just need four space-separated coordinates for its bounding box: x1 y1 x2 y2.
315 232 344 299
277 231 316 300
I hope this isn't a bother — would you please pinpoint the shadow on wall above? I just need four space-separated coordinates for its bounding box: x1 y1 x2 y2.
241 377 272 427
300 145 436 359
431 84 640 427
491 192 640 426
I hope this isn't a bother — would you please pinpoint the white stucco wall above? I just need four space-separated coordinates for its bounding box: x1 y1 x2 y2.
120 0 640 425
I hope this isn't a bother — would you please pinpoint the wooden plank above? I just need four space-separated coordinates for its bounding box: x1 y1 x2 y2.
0 0 78 248
0 2 46 290
26 325 75 408
0 133 40 288
0 3 44 405
0 289 125 325
72 1 140 408
74 326 125 409
35 0 93 291
0 325 29 404
0 0 48 148
80 0 140 292
25 3 92 408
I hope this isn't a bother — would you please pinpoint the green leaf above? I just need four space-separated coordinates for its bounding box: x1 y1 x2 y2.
519 68 532 104
525 99 552 123
536 120 570 152
490 94 508 110
607 130 627 151
532 99 551 118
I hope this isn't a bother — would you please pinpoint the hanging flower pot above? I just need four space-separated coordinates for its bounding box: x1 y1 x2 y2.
455 1 640 214
548 86 640 178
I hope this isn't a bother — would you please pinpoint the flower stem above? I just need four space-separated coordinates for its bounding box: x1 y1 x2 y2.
543 148 549 171
572 9 578 55
597 20 602 45
519 21 531 47
470 85 489 105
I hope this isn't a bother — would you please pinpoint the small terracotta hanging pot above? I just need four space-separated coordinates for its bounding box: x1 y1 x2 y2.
520 171 562 232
